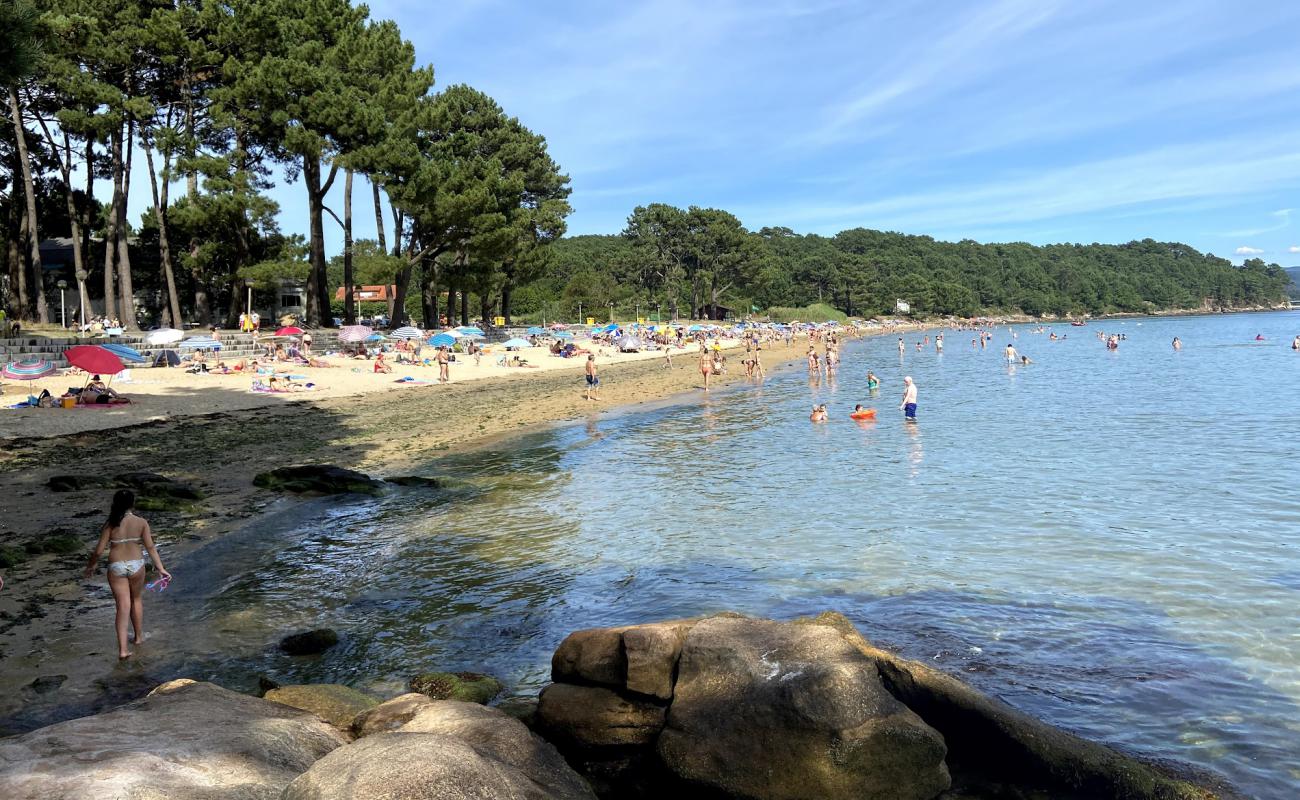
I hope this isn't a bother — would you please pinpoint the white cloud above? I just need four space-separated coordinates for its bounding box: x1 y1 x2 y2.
1289 245 1300 253
1235 246 1265 255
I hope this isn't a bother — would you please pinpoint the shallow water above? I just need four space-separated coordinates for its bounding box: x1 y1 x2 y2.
28 312 1300 796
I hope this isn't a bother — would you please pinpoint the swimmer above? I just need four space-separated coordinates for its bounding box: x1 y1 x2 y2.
866 371 880 390
1020 355 1032 365
810 404 828 423
1172 337 1182 351
1293 335 1299 350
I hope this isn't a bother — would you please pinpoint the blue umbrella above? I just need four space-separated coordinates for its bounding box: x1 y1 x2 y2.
502 337 531 349
687 324 704 332
100 343 148 363
455 326 484 336
553 330 574 339
365 333 388 342
428 332 457 347
526 326 544 335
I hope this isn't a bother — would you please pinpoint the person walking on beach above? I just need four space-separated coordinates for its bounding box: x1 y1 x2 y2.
900 376 918 422
585 354 600 401
84 490 170 660
436 346 450 383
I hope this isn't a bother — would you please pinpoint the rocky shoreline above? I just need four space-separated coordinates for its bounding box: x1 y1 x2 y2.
0 613 1239 800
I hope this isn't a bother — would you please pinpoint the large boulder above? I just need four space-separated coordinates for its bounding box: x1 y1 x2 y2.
537 683 667 748
253 464 385 496
352 693 437 737
656 615 950 800
810 611 1238 800
279 628 340 656
0 679 347 799
265 684 380 729
283 702 596 800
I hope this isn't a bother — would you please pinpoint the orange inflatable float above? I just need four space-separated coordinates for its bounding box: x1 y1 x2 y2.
850 408 877 420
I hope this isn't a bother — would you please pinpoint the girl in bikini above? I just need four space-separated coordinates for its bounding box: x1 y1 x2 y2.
84 490 170 659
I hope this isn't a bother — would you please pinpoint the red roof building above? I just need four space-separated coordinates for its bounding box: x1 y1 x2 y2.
334 285 397 302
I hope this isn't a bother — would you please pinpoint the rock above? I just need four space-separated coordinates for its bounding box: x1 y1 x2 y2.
811 611 1234 800
0 546 25 569
0 679 346 799
351 693 436 737
622 621 692 700
656 615 950 800
409 671 503 704
284 703 597 800
46 474 108 492
25 675 66 694
265 684 380 729
537 683 667 748
385 475 443 488
279 628 340 655
257 675 282 696
253 464 385 496
494 695 540 728
30 530 84 555
114 471 205 500
552 626 628 688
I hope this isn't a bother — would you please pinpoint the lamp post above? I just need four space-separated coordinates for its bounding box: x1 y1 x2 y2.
656 303 661 325
244 278 254 318
57 279 67 329
608 301 614 323
577 302 582 325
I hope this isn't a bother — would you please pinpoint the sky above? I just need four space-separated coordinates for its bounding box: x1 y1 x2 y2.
128 0 1300 264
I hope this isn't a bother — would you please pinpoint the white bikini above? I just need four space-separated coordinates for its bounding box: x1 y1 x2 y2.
107 533 145 578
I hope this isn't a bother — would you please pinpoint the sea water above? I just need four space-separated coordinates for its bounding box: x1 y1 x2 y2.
30 312 1300 796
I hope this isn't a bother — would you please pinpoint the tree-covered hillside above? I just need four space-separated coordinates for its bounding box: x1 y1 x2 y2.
529 205 1290 320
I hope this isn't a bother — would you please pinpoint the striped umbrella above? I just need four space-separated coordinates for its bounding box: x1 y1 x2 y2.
390 326 423 340
338 325 372 343
101 343 148 363
2 358 55 380
177 336 222 351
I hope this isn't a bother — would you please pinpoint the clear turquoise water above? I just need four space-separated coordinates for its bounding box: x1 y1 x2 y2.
49 312 1300 795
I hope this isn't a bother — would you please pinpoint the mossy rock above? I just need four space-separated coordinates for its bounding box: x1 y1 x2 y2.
279 628 340 656
25 532 84 556
47 475 110 492
408 671 503 705
385 476 443 488
0 546 27 569
264 684 380 729
114 473 206 501
253 465 385 496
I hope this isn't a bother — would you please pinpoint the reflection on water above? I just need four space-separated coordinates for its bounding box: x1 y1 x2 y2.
14 312 1300 796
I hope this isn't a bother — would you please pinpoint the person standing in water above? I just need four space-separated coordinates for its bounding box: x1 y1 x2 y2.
866 371 880 390
935 334 943 353
1172 337 1182 351
1005 343 1019 362
897 337 905 355
900 376 918 421
1292 335 1299 350
84 490 170 660
699 350 713 390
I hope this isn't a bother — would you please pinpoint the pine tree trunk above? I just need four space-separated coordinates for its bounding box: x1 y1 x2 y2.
189 240 210 325
479 289 491 327
501 282 513 324
9 88 46 323
372 181 386 253
343 169 355 325
114 121 138 329
14 205 29 319
459 281 469 326
421 273 437 329
303 157 325 328
144 138 183 328
101 124 122 323
81 138 94 321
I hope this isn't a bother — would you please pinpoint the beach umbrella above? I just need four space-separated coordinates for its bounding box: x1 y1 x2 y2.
428 332 457 347
502 337 531 349
616 336 642 352
2 358 55 380
144 328 184 345
100 343 148 363
549 323 569 330
275 326 304 337
365 333 388 342
455 326 484 336
177 336 222 351
687 324 703 332
391 326 423 340
553 330 574 339
65 345 125 376
338 325 372 343
526 326 544 335
153 350 182 367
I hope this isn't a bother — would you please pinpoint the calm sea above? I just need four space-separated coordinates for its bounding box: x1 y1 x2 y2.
33 312 1300 796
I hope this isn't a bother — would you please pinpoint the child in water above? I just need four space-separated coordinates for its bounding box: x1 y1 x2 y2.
809 404 828 422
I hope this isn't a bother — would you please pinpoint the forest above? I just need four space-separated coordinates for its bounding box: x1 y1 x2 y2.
1 1 1290 330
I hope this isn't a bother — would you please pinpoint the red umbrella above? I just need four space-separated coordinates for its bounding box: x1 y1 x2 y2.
64 345 126 376
276 326 304 337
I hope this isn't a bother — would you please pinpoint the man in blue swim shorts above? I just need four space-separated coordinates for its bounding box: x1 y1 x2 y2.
585 354 600 401
900 375 917 420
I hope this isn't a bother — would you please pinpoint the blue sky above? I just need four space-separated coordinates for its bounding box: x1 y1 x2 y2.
130 0 1300 264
